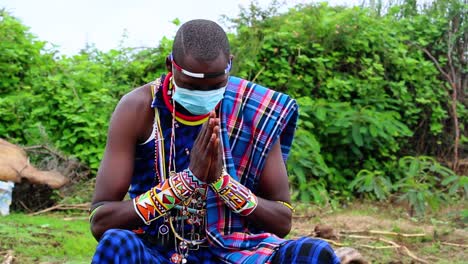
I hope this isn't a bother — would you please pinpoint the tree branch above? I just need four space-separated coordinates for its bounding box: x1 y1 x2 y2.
421 48 452 83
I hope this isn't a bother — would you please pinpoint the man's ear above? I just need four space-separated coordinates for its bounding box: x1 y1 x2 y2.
229 54 234 62
166 56 172 72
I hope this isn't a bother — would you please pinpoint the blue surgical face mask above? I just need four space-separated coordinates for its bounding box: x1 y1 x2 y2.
172 79 227 115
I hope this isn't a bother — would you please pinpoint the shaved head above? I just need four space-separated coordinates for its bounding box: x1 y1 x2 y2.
172 19 230 66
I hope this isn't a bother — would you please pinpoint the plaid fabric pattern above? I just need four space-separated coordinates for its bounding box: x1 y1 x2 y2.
205 77 300 263
270 237 341 264
92 229 218 263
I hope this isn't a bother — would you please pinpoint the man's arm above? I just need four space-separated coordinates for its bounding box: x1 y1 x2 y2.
208 131 293 238
90 90 150 240
245 140 292 238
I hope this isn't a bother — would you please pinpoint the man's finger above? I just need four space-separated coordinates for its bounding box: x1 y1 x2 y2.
203 112 217 145
209 125 220 150
194 118 209 147
211 137 219 159
201 118 215 149
210 137 219 164
205 130 217 157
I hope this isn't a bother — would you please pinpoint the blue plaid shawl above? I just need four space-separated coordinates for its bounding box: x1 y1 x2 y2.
206 76 299 263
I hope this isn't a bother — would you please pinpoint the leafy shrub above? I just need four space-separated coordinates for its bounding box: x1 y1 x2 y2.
394 156 466 216
288 97 412 202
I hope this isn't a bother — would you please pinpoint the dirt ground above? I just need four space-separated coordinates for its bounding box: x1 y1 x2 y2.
289 201 467 263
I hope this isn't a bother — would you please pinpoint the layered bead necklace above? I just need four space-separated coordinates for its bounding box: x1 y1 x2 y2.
151 73 209 263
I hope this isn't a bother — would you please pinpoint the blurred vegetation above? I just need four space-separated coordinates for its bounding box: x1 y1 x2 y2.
0 0 466 216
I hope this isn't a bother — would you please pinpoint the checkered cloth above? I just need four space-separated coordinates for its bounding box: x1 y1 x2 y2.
92 230 340 263
270 237 341 264
204 76 300 262
92 229 218 263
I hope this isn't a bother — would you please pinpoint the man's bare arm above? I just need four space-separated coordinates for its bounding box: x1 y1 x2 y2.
90 89 151 240
245 141 292 238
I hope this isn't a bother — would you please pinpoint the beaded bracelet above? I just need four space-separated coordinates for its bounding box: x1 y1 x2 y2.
210 170 258 216
88 202 105 223
133 169 205 225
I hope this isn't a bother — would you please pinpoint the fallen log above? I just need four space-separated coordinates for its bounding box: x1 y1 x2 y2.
0 139 69 189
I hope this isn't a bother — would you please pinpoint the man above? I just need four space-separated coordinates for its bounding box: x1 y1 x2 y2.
90 19 340 263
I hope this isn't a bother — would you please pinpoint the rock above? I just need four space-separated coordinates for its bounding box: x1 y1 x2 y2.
335 247 368 264
315 224 338 239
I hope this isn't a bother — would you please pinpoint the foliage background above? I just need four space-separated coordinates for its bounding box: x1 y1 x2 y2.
0 0 466 216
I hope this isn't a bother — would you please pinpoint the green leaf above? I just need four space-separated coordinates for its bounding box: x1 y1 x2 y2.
315 107 327 121
369 124 378 137
441 175 459 186
352 124 363 147
408 158 420 177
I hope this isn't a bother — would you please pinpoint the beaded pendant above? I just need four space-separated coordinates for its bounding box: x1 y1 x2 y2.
159 224 169 235
170 253 183 264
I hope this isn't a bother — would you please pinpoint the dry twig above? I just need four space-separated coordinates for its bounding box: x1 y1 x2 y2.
341 230 426 237
401 246 429 264
28 203 90 216
345 234 373 239
24 145 68 161
1 250 14 264
292 215 316 219
342 231 429 263
252 66 265 83
358 245 398 249
19 200 33 213
63 216 88 221
441 242 468 248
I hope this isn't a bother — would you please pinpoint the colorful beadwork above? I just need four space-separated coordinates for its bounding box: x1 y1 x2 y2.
150 80 166 185
133 169 205 225
210 171 258 216
170 253 183 264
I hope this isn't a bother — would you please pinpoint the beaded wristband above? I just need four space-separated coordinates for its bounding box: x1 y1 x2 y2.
210 170 258 216
133 169 205 225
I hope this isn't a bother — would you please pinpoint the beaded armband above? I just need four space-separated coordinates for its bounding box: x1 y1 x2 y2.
88 202 105 223
210 170 258 216
133 169 205 225
277 200 295 212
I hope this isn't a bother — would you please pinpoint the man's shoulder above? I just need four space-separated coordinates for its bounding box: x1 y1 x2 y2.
119 83 152 110
110 82 154 142
227 76 292 99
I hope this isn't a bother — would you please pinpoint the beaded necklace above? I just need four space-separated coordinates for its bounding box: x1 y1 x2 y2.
150 79 166 184
151 75 208 264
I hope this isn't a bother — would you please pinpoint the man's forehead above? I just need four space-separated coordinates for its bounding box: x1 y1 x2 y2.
171 53 231 79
